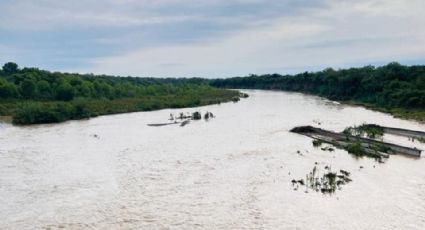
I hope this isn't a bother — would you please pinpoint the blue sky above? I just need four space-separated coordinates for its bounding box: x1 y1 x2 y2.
1 0 424 77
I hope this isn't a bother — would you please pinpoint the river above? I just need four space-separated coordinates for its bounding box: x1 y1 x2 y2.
1 90 425 229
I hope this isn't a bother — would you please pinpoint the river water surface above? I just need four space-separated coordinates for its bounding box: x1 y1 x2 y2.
1 90 425 229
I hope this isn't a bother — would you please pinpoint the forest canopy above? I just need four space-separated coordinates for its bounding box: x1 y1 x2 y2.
2 62 424 124
0 62 240 124
210 62 425 110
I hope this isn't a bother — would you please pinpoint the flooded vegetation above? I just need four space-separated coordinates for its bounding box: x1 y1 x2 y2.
1 90 425 229
291 125 422 159
291 123 424 195
292 165 352 194
343 124 384 139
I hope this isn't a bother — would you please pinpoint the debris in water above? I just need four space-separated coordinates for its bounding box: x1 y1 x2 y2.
192 111 202 120
180 120 190 127
204 112 215 120
321 146 335 152
313 120 322 125
339 170 350 177
149 111 216 127
290 125 422 159
295 179 304 186
239 93 249 98
148 122 178 127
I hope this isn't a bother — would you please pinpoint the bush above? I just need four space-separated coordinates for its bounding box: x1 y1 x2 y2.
72 98 91 119
344 124 384 139
312 139 323 147
12 101 88 125
345 142 363 156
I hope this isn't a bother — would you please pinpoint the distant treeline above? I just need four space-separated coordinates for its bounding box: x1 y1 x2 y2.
0 62 239 124
210 63 425 120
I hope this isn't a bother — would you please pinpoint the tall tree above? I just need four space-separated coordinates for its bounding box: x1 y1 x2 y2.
2 62 19 75
55 82 75 101
20 79 37 99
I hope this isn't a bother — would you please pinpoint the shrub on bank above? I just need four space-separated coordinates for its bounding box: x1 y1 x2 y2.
11 90 239 125
12 101 84 124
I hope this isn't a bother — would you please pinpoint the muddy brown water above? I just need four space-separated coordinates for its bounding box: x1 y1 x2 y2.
1 90 425 229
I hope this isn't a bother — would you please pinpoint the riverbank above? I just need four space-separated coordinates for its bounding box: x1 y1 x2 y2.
1 89 242 125
212 88 425 124
346 101 425 123
209 63 425 124
0 62 247 125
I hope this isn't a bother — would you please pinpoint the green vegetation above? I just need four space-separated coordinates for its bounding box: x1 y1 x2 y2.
312 139 323 147
370 143 391 153
239 92 249 98
210 62 425 122
292 165 352 194
0 62 240 125
343 124 384 139
344 141 387 159
345 142 363 156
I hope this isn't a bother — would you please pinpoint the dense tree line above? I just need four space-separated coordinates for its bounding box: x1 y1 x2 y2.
210 62 425 109
0 62 213 101
0 62 239 124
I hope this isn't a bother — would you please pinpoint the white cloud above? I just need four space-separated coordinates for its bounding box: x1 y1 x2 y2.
1 0 424 76
0 1 193 29
86 19 328 77
82 0 425 77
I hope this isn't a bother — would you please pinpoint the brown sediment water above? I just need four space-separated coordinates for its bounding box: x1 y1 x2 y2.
1 90 425 229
